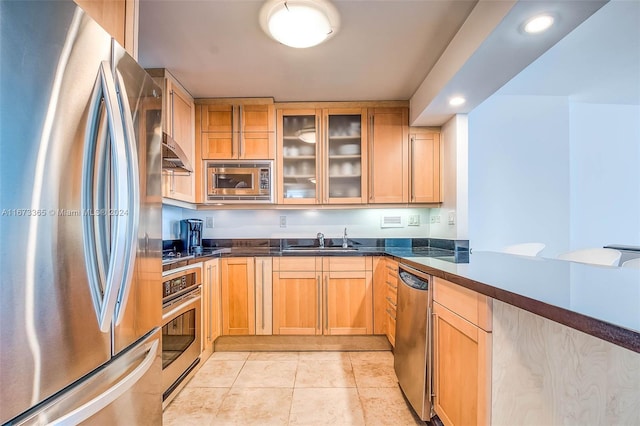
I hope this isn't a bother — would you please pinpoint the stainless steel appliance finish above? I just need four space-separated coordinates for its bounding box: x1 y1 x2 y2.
394 264 434 421
0 1 162 423
161 265 202 401
205 160 274 203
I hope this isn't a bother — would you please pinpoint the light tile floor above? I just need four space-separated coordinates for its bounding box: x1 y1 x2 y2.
163 351 426 426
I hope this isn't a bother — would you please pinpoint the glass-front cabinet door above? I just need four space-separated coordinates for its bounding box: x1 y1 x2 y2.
277 108 367 204
323 108 367 204
277 109 321 204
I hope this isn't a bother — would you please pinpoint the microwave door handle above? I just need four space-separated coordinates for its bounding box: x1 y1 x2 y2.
113 69 141 325
82 61 127 332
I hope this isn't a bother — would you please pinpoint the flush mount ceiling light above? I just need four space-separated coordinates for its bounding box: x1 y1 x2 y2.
449 96 466 107
296 127 316 143
259 0 340 48
523 14 554 34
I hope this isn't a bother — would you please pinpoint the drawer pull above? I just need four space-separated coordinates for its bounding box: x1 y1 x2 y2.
386 296 396 307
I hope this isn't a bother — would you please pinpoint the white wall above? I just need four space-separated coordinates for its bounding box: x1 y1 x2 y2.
429 114 469 240
569 103 640 249
468 95 572 256
162 206 432 240
467 0 640 256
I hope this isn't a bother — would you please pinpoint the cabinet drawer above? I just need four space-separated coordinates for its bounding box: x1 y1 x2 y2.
386 284 397 307
273 257 320 272
433 277 492 331
324 256 371 272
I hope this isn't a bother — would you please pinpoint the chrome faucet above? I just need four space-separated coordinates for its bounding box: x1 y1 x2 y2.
317 232 325 248
342 227 348 248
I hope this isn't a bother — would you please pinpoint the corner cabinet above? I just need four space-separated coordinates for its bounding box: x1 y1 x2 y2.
367 107 409 204
432 277 492 426
221 257 255 336
148 69 196 203
409 128 441 203
276 108 368 205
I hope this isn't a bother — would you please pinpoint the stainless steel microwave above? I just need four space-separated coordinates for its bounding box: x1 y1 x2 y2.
205 160 274 203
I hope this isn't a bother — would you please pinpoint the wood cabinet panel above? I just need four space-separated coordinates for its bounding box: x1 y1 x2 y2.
221 258 255 335
272 272 321 335
75 0 126 47
273 257 320 272
202 259 220 358
324 256 371 272
197 101 275 161
433 301 491 426
434 277 492 331
324 270 373 335
255 257 273 335
368 108 408 203
372 257 388 335
410 130 441 203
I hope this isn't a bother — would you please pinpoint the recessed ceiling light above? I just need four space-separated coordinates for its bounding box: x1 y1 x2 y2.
449 96 466 107
259 0 340 48
524 14 554 34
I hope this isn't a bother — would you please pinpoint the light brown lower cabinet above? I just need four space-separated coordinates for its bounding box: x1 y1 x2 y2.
372 258 398 346
221 257 255 335
272 257 323 335
432 278 492 426
272 257 373 336
202 258 220 358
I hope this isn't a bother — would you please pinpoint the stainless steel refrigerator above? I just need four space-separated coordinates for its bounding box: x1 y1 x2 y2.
0 1 163 424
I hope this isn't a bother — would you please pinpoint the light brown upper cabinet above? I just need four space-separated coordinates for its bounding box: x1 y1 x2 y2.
74 0 136 57
195 99 275 160
276 107 368 205
367 108 409 204
409 128 441 203
147 69 196 203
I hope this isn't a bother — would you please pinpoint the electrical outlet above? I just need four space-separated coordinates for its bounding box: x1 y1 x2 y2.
408 214 420 226
205 216 214 228
279 215 287 228
448 211 456 225
435 215 441 223
430 216 436 224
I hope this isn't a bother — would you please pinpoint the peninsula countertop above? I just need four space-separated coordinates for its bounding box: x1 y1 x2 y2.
164 245 639 353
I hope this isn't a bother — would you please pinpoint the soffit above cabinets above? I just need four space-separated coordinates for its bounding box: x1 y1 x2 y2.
138 0 609 127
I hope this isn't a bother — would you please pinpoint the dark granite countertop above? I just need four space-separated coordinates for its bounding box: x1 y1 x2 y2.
400 251 640 354
162 238 639 353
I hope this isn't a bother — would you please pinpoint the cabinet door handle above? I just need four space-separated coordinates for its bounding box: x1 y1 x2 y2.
410 136 415 202
169 170 175 194
207 265 213 341
170 89 175 138
324 275 328 331
261 261 265 329
231 105 236 158
316 276 321 331
368 115 374 201
239 105 244 158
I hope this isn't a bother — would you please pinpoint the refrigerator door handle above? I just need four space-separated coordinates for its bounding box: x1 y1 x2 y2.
112 69 141 325
82 61 129 332
47 339 159 426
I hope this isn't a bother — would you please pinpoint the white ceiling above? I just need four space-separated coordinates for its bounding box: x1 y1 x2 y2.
138 0 612 126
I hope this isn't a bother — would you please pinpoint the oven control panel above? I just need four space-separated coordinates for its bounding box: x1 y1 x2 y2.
162 268 200 301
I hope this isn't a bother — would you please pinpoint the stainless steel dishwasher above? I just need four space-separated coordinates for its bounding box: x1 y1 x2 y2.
394 263 433 421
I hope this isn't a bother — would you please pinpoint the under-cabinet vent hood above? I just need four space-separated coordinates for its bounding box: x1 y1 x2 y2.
162 132 193 174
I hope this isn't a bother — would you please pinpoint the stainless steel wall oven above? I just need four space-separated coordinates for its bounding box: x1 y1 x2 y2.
161 265 202 401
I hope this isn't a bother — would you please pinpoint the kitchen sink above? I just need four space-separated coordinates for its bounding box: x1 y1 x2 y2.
282 246 358 253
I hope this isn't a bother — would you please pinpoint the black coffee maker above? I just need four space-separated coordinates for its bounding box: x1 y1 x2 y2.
180 219 203 255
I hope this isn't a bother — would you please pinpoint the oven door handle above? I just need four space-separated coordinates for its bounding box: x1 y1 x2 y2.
163 291 201 322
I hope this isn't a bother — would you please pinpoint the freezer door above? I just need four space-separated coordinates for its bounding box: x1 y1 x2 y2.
0 2 117 423
13 329 162 426
111 42 163 355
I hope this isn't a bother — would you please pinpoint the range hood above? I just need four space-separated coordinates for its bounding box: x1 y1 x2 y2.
162 132 193 174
